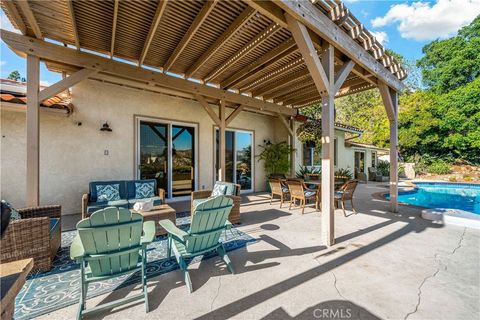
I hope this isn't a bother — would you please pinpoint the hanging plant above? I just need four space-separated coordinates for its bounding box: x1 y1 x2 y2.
296 119 322 144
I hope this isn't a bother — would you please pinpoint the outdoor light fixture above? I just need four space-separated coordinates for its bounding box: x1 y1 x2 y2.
263 139 271 145
100 122 112 132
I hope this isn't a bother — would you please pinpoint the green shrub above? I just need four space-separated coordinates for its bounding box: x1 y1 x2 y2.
427 160 451 175
296 165 320 179
463 175 473 182
449 176 457 182
335 168 353 180
377 160 390 176
257 141 294 177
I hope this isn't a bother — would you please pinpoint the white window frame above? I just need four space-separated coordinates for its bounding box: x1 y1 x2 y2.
135 116 199 202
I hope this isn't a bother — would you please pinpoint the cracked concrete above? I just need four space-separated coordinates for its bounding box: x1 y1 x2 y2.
44 183 479 320
405 227 467 320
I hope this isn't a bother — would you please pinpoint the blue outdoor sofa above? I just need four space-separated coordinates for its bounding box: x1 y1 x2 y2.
82 179 165 218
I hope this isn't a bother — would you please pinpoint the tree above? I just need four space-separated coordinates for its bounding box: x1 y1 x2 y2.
7 70 21 81
6 70 26 82
417 16 480 93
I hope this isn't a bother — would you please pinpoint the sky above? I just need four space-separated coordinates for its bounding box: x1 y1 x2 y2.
1 0 479 85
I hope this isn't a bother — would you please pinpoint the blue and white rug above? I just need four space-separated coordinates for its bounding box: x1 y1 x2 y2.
14 216 255 319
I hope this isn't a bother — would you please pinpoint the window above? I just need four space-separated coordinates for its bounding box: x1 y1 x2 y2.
371 152 377 167
354 151 365 175
215 129 253 191
136 117 197 200
302 138 337 166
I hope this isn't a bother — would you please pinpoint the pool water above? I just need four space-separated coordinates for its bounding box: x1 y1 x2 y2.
392 182 480 214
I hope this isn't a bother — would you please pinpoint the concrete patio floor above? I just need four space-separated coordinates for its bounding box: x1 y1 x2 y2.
48 182 479 320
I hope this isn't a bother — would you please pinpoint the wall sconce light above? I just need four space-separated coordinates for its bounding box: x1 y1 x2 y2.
100 122 112 132
263 139 271 145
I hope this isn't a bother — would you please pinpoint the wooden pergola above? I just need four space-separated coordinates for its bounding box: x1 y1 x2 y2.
1 0 405 246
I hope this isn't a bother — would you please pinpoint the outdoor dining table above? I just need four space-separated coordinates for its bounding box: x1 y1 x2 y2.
303 180 345 189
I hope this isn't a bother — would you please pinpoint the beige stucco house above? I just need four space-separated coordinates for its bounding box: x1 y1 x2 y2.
1 78 386 215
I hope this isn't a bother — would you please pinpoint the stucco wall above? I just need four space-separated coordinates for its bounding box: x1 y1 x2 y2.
1 80 283 215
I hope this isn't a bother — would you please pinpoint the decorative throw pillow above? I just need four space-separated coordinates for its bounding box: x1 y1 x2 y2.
1 200 20 221
96 184 120 202
211 184 227 197
135 182 155 199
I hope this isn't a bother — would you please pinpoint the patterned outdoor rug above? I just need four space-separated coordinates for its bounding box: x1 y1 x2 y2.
14 215 255 319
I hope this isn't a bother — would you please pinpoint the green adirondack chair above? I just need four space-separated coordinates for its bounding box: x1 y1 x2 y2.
70 207 155 319
159 195 234 293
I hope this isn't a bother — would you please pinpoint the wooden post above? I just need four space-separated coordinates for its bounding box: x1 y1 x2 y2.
320 44 335 246
290 117 296 177
389 92 399 212
379 83 399 213
219 99 226 181
321 93 335 245
287 14 355 246
26 55 40 206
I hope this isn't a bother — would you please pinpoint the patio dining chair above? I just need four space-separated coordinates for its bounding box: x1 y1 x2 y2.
70 207 155 319
159 196 234 293
335 180 359 216
268 178 290 207
286 179 320 214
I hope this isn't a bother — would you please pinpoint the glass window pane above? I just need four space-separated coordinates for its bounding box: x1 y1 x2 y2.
172 125 195 197
236 132 252 190
139 121 168 194
215 130 235 183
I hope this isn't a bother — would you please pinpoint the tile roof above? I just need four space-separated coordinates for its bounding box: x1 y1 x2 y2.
0 79 73 113
294 114 363 133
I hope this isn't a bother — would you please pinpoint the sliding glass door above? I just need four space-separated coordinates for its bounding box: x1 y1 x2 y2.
137 118 197 200
215 129 253 192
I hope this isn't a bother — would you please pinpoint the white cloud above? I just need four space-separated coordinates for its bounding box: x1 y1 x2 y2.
371 0 480 41
371 31 389 45
40 80 51 87
0 11 20 33
0 60 6 67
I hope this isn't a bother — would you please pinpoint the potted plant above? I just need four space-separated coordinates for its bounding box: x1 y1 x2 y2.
335 167 353 184
296 165 320 180
376 160 390 182
257 141 294 190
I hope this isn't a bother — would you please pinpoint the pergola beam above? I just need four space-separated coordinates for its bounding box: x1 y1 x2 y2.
17 0 42 39
195 94 221 126
110 0 119 58
66 0 80 48
138 0 168 66
163 0 217 72
39 68 98 102
277 114 293 136
333 60 355 94
1 30 295 116
225 105 245 126
185 7 256 78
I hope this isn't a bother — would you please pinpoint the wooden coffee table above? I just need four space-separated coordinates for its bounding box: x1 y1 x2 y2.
133 204 176 236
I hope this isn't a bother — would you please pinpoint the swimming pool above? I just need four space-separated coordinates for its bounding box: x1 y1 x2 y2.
390 182 480 214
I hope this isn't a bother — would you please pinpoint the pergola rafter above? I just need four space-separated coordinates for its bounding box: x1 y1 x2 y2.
0 0 405 246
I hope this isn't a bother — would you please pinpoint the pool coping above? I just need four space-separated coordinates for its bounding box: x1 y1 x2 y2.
373 181 480 229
